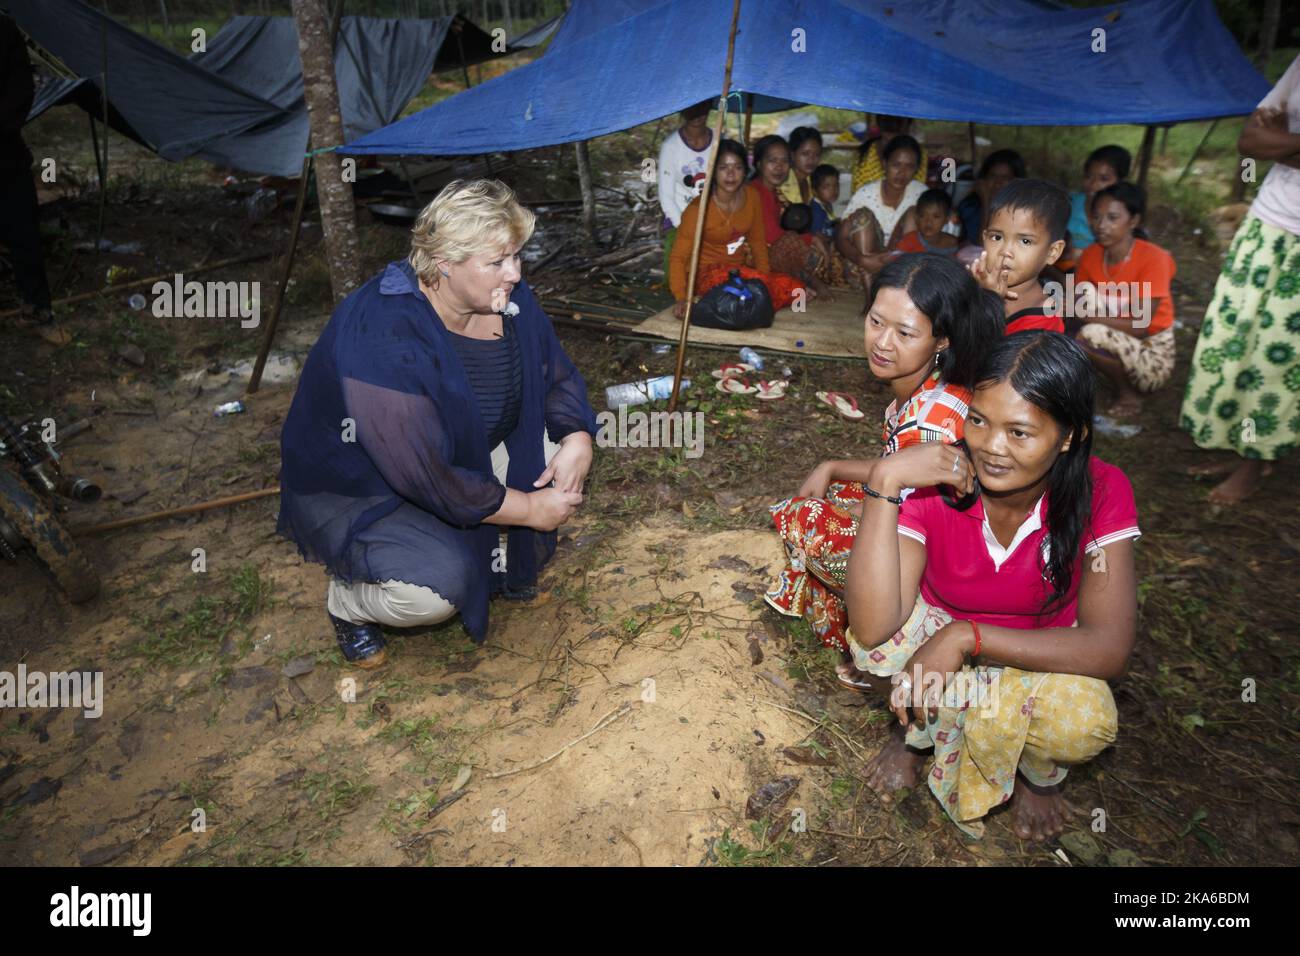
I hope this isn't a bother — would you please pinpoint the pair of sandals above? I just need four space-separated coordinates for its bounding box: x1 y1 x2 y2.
712 363 788 400
815 390 866 421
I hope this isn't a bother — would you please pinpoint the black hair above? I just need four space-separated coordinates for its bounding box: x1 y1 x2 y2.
978 148 1027 180
750 134 789 179
916 187 952 215
881 133 922 167
973 331 1095 615
811 164 840 189
865 253 1005 391
1084 144 1132 180
1091 181 1149 240
858 115 913 159
682 99 713 121
789 127 823 155
713 138 750 178
780 202 812 234
987 178 1072 242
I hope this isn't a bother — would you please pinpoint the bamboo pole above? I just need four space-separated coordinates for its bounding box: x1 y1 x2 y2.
0 253 274 319
247 153 314 394
71 487 281 537
666 0 743 416
1136 124 1157 194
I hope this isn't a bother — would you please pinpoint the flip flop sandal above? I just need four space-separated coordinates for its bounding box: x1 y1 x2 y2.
754 380 788 401
835 666 878 693
815 390 865 421
716 377 758 395
711 362 756 380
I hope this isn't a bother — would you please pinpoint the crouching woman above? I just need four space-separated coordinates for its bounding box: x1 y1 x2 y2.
843 331 1140 840
277 179 597 667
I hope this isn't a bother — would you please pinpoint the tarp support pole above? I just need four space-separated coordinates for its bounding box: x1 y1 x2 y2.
667 0 742 416
743 93 753 146
1136 124 1157 194
248 153 314 395
94 19 109 254
967 121 977 169
1177 120 1218 186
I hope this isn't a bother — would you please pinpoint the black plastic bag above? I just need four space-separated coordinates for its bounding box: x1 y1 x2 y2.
690 270 775 331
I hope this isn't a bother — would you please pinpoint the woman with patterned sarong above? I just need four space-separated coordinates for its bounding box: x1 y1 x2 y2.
749 135 847 297
669 139 804 318
765 254 1004 689
1180 53 1300 504
844 332 1140 841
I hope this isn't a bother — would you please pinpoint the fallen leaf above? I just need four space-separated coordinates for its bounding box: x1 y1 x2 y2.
452 765 472 791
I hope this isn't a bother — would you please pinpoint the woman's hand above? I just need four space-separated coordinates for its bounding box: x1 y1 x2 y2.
535 432 593 494
875 442 975 497
889 621 973 726
526 487 584 532
797 461 836 499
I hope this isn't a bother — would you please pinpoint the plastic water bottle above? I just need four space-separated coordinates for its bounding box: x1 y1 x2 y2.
739 347 764 370
605 375 690 408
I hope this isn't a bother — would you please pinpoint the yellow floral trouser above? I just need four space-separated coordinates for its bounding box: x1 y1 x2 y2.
847 597 1118 838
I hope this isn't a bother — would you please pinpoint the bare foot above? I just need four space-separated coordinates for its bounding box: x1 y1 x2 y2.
863 724 928 804
1008 773 1068 841
1185 458 1239 477
1207 460 1270 505
835 660 883 693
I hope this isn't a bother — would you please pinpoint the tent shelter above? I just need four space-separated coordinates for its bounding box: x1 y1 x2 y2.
339 0 1271 399
343 0 1271 158
11 0 504 178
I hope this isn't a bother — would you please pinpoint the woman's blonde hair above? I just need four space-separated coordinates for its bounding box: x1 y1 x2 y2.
408 179 535 284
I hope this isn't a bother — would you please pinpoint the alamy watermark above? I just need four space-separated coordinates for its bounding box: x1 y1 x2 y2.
150 273 261 328
1043 276 1153 330
0 664 103 719
595 406 705 459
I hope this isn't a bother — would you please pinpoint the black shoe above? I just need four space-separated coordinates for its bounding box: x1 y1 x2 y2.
329 612 387 668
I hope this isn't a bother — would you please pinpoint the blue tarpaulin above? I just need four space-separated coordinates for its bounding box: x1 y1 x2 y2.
344 0 1271 158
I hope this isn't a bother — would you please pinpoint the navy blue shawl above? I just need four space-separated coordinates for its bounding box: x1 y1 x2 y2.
277 260 597 641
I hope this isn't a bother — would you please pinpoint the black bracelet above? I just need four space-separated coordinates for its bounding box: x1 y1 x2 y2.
863 483 903 506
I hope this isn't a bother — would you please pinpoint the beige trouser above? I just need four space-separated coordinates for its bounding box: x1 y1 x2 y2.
327 432 561 628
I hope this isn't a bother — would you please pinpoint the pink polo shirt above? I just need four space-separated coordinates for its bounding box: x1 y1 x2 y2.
897 457 1140 629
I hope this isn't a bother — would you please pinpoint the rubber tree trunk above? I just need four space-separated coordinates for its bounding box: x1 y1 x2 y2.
291 0 363 304
575 139 597 245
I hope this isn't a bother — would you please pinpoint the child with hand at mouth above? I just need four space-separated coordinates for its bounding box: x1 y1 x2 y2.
969 179 1070 336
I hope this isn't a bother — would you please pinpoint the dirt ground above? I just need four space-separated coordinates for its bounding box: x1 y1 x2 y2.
2 104 1299 867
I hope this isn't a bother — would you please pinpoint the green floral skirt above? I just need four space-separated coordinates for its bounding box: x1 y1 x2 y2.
1180 215 1300 460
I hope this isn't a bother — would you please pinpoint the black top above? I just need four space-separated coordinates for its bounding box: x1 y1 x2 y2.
447 314 523 448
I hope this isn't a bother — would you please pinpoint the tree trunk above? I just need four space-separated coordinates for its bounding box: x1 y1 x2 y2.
503 0 513 36
575 139 597 245
291 0 363 303
1235 0 1281 201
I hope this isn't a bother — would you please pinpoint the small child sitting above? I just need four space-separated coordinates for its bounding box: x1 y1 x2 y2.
809 164 840 239
896 188 959 257
780 202 814 235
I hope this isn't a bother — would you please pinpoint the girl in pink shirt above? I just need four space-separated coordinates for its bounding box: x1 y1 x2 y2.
842 331 1140 841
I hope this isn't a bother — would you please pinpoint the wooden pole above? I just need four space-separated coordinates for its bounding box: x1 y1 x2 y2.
72 487 281 537
0 253 273 320
667 0 742 416
967 121 977 169
1176 120 1218 186
742 92 753 146
247 154 314 395
1136 124 1156 194
94 20 109 254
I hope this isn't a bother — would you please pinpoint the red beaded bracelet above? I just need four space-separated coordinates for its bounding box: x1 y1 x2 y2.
970 620 982 658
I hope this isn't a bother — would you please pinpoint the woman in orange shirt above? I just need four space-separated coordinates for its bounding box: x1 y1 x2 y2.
669 139 802 319
1072 183 1176 418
